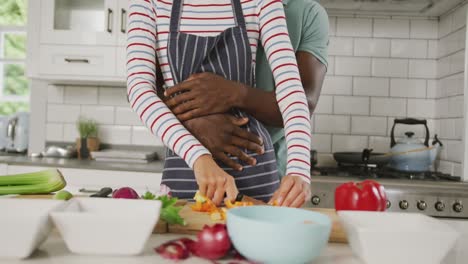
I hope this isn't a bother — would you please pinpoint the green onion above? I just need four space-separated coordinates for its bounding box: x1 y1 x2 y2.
0 169 66 195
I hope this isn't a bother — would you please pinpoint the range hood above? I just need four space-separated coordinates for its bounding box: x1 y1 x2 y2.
318 0 466 16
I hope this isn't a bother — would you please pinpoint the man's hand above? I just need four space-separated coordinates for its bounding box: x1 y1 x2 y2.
184 114 264 171
165 73 245 121
269 175 311 208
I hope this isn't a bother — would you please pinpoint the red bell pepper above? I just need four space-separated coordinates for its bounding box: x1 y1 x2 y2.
334 180 387 211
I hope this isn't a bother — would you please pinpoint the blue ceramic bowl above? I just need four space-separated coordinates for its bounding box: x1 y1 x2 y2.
227 206 331 264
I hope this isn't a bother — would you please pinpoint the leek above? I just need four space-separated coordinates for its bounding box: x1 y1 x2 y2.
0 169 66 195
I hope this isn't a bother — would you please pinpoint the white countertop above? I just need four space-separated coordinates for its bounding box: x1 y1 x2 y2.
1 220 467 264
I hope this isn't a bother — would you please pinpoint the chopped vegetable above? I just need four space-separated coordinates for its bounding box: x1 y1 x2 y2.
112 187 139 199
225 200 253 209
141 191 156 200
192 224 232 260
335 180 387 211
53 190 73 200
0 169 66 195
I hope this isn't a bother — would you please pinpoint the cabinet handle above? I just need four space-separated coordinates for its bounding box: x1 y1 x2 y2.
121 8 127 33
107 8 113 33
64 58 90 63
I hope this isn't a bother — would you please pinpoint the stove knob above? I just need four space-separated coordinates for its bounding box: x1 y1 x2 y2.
417 201 427 211
386 200 391 209
399 200 409 210
435 201 445 212
311 195 321 206
453 202 463 213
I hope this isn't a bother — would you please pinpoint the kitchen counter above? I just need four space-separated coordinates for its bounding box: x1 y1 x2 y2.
0 154 165 173
1 221 467 264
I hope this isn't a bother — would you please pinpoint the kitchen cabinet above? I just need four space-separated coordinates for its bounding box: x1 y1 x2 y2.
117 0 129 46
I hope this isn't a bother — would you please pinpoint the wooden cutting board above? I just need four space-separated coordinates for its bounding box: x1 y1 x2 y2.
164 203 348 244
14 195 347 243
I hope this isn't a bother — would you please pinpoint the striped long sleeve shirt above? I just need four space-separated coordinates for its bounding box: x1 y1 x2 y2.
127 0 312 182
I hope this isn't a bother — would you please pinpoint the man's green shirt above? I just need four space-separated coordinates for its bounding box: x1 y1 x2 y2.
255 0 329 177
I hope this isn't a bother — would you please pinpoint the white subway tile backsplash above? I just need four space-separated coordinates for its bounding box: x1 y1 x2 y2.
454 118 463 140
409 60 437 79
335 57 371 76
450 50 465 74
390 79 427 98
453 163 462 178
329 37 353 56
310 134 332 153
115 107 142 126
371 98 406 116
438 56 451 79
329 17 336 36
351 116 387 136
369 136 391 153
438 160 454 175
322 76 352 95
336 18 372 37
99 87 128 106
436 98 449 118
438 13 453 38
445 140 463 163
46 123 63 142
64 86 98 105
427 40 438 59
63 124 79 142
315 115 350 134
47 85 64 103
374 19 410 38
448 95 464 117
334 96 369 115
426 80 437 99
98 125 132 145
47 104 81 123
81 106 114 125
131 126 163 146
332 135 368 152
354 38 390 57
353 77 389 97
410 20 438 39
407 99 435 118
372 58 408 78
439 119 456 139
452 4 467 32
327 56 335 75
388 118 435 139
317 154 336 167
391 40 427 59
314 95 333 114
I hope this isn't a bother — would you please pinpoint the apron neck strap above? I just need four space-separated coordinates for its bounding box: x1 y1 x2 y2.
169 0 247 32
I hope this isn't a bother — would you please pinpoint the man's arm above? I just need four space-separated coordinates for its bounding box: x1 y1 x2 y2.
237 51 326 127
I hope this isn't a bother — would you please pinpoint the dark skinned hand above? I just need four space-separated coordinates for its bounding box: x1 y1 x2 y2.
165 73 244 121
269 175 311 208
183 114 264 171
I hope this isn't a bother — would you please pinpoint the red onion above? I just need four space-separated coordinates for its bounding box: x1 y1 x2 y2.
192 224 232 260
112 187 139 199
155 239 192 260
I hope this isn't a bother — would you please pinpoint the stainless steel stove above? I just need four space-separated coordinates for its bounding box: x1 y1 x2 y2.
307 166 468 219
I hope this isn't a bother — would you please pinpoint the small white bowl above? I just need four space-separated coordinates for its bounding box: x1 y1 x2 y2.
0 199 65 259
51 198 161 256
338 211 460 264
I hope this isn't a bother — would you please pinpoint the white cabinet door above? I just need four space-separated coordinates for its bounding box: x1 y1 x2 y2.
117 0 129 46
116 46 126 78
40 0 118 45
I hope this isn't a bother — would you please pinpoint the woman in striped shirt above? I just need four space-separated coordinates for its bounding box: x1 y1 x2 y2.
127 0 311 205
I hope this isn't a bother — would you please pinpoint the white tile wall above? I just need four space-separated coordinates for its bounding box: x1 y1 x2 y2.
81 106 114 125
391 40 428 59
410 20 439 39
63 124 79 142
351 116 387 136
374 19 410 38
332 135 368 152
371 98 407 116
131 126 163 146
329 37 353 56
372 58 408 78
115 107 142 126
335 57 371 76
315 115 350 134
354 38 391 57
310 134 332 153
99 87 129 106
407 99 435 118
353 77 389 96
322 76 352 95
336 18 372 37
390 79 426 98
46 123 63 141
64 86 98 105
47 104 81 123
47 85 64 103
369 136 391 153
333 96 369 115
99 125 132 145
409 59 437 78
314 95 333 114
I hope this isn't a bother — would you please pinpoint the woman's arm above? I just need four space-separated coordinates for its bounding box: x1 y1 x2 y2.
257 0 311 182
126 0 210 168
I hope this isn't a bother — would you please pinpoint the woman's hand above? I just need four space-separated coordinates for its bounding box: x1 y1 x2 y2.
193 154 239 205
269 175 311 208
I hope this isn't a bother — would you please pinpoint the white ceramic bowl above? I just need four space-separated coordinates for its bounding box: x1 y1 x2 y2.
0 199 65 259
338 211 460 264
51 198 161 256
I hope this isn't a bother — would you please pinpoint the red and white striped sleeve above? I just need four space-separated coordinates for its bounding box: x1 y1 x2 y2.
126 0 210 168
257 0 312 182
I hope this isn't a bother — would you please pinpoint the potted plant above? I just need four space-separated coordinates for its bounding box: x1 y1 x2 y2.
76 117 100 159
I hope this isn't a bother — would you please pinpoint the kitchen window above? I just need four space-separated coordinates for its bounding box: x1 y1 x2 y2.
0 0 28 116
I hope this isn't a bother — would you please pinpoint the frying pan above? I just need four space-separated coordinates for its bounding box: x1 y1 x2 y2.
333 149 391 167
